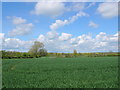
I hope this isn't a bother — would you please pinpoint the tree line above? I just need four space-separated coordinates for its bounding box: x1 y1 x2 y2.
1 41 120 59
1 41 47 59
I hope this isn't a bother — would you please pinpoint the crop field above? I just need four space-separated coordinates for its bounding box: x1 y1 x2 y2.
2 56 118 88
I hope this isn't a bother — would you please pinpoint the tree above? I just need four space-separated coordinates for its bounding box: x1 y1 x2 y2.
38 49 47 56
28 41 47 57
73 49 77 57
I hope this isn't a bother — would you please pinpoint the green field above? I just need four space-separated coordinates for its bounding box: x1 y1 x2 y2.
2 56 118 88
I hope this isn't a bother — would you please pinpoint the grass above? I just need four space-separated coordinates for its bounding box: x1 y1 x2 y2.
2 56 118 88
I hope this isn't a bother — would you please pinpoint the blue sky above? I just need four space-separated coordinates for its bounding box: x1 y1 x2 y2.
1 2 119 52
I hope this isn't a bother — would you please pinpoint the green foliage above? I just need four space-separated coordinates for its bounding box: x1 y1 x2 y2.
28 41 47 57
2 57 118 88
73 49 77 57
1 50 120 59
1 41 48 59
38 49 47 57
0 50 47 59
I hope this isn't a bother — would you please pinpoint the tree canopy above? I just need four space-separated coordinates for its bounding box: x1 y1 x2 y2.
28 41 47 57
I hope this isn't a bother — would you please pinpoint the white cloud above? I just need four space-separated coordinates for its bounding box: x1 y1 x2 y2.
89 21 98 28
50 20 68 30
2 0 119 2
93 32 118 51
69 11 89 23
50 11 89 30
0 33 4 40
78 34 92 41
0 33 5 49
59 33 72 41
86 2 95 8
12 16 26 24
36 31 118 52
97 3 118 18
69 2 85 11
96 32 108 41
8 16 34 37
8 23 34 37
1 31 118 52
32 2 66 18
37 34 45 42
2 37 34 52
46 30 59 39
32 2 94 18
70 38 79 45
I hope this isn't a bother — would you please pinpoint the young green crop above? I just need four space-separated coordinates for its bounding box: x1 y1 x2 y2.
2 56 118 88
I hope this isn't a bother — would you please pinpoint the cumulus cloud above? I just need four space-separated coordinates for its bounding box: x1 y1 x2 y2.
8 17 34 37
35 31 118 53
2 2 119 52
50 20 68 30
86 2 95 8
0 33 5 49
1 31 118 52
37 34 45 42
96 32 108 41
68 2 85 11
32 2 94 18
50 11 89 30
0 33 4 40
47 30 59 39
12 16 26 25
32 2 66 18
70 38 79 45
93 32 118 51
59 33 72 41
97 2 118 18
89 21 98 28
9 23 34 37
52 32 117 52
2 37 34 52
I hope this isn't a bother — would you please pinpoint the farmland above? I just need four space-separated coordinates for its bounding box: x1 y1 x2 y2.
2 56 118 88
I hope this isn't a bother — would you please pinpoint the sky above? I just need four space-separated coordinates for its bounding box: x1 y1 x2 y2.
0 1 119 53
